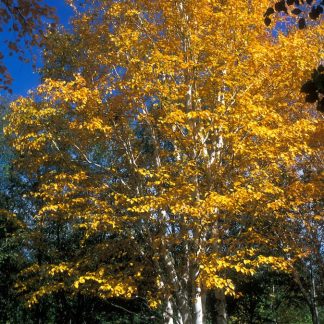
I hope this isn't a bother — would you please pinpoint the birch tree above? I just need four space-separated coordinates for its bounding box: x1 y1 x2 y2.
5 0 323 323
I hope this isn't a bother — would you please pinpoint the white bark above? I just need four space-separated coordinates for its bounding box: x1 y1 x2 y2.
194 287 203 324
164 298 174 324
310 263 319 324
161 249 191 324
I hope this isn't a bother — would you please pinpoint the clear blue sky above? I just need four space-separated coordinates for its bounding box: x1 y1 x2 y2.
1 1 73 97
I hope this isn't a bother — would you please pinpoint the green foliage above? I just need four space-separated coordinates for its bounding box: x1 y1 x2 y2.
0 204 25 322
227 272 314 323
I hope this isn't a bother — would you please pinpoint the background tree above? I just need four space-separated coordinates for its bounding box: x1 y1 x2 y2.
0 99 29 322
227 270 322 324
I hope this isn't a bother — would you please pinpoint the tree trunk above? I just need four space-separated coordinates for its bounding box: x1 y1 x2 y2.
177 292 191 324
161 250 191 324
310 262 319 324
193 287 204 324
214 289 227 324
310 307 319 324
164 298 174 324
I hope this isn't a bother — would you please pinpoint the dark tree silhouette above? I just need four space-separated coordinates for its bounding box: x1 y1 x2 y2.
301 65 324 112
264 0 324 28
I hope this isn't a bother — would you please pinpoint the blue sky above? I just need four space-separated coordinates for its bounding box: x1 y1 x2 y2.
1 1 308 97
1 1 73 97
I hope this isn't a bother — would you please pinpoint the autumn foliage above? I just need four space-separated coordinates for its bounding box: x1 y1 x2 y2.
4 0 324 323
